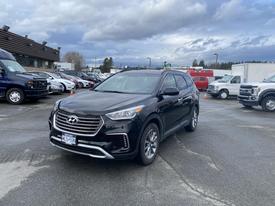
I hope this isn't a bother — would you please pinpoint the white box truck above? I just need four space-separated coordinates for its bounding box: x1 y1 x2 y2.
207 63 275 99
54 62 75 71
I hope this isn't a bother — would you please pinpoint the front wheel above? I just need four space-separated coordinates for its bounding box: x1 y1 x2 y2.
219 90 229 99
261 96 275 112
185 107 199 132
137 123 160 165
6 88 25 105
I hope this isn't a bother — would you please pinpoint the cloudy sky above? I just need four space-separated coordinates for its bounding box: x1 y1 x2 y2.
1 0 275 66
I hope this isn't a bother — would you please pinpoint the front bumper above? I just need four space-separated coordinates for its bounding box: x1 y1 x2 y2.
207 89 219 95
238 95 259 106
66 84 76 91
49 111 142 160
25 89 48 98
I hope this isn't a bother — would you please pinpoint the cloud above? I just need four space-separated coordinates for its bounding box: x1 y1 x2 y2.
0 0 275 65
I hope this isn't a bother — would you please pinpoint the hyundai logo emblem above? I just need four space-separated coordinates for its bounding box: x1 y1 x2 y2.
66 115 79 124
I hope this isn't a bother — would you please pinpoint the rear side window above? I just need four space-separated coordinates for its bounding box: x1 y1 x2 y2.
174 74 187 90
184 74 194 87
162 74 177 90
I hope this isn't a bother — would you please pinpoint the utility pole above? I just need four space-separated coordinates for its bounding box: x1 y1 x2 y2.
213 53 219 69
147 57 152 68
94 57 97 68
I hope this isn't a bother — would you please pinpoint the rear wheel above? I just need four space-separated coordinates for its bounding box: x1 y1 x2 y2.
60 83 66 92
185 107 199 132
137 123 160 165
6 88 24 104
261 96 275 112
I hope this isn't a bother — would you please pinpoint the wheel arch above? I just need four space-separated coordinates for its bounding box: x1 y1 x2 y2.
259 90 275 105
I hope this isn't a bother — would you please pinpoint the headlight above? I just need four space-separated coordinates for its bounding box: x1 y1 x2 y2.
26 80 34 89
214 85 219 90
53 100 61 112
106 105 144 120
252 87 261 95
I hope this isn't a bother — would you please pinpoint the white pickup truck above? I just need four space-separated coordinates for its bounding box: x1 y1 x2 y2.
207 63 275 99
238 74 275 112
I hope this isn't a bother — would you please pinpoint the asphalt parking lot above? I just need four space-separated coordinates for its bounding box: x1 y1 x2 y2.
0 92 275 206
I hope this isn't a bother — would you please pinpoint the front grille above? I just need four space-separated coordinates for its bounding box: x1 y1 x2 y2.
240 88 252 96
54 110 103 136
33 80 48 89
208 85 214 91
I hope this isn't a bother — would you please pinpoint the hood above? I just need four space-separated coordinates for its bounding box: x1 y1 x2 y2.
209 81 228 86
16 73 42 81
242 82 275 87
59 91 151 115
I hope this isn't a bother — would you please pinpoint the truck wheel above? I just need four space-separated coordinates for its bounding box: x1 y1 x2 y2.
6 88 25 104
185 106 199 132
261 96 275 112
219 90 229 99
137 123 160 166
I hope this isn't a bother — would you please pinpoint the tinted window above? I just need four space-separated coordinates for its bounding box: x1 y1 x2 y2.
175 74 187 90
162 74 177 90
184 74 194 87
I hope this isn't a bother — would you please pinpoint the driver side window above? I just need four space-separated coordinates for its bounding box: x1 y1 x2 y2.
231 76 241 84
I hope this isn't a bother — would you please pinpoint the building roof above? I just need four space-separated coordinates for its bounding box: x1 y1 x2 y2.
0 28 59 61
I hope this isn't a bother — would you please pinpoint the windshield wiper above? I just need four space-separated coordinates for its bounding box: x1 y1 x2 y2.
94 90 126 93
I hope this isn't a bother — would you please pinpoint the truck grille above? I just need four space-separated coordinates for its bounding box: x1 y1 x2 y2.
54 110 103 136
240 85 253 96
208 85 214 90
33 80 48 89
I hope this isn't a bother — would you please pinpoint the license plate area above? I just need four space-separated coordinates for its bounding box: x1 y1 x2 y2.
61 133 76 145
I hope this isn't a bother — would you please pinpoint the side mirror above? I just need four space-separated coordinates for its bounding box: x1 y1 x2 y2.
160 87 179 96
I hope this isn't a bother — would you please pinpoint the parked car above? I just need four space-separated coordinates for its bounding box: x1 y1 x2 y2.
238 74 275 112
208 63 275 99
28 71 75 92
56 72 93 88
49 69 200 165
27 72 63 94
192 76 209 91
0 48 48 104
86 72 103 83
63 70 95 82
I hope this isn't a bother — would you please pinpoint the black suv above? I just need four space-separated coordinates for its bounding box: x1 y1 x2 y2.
49 70 199 165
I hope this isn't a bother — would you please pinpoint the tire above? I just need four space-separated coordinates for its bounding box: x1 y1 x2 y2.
6 88 25 105
185 106 199 132
79 82 84 88
60 83 66 92
219 90 229 99
261 96 275 112
137 123 160 166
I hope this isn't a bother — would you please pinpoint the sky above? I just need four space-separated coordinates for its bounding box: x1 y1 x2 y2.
0 0 275 66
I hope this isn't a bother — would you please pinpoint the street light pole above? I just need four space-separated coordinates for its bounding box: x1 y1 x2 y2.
213 53 219 69
147 57 152 68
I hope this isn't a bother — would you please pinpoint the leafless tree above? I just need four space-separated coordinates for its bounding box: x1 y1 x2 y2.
63 51 85 71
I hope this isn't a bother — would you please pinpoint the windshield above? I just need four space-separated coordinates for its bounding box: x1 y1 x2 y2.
218 75 233 83
1 60 26 73
263 74 275 83
49 73 61 79
94 72 161 94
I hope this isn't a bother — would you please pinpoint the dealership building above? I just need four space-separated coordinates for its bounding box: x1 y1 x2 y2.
0 25 60 68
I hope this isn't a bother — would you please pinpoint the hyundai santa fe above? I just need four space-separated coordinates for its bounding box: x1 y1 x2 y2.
49 69 200 165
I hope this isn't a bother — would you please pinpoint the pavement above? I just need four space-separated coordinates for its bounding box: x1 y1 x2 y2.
0 92 275 206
